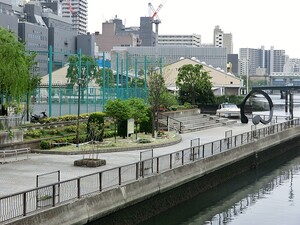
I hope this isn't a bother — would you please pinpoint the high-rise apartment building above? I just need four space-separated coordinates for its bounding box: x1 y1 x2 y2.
284 58 300 73
61 0 87 34
213 25 233 55
239 46 287 76
158 34 201 47
239 48 264 76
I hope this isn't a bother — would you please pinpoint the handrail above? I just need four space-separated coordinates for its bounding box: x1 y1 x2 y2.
0 118 299 223
158 113 183 133
0 148 30 163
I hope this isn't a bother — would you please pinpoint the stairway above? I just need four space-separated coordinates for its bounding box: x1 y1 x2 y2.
158 111 237 133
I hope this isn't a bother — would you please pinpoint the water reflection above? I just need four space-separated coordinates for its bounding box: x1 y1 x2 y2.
208 164 299 225
139 150 300 225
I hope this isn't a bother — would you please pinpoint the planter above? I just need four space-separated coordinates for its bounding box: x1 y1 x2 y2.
0 130 23 144
74 158 106 167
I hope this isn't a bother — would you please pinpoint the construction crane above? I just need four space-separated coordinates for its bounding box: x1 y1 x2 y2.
148 1 167 46
65 0 77 17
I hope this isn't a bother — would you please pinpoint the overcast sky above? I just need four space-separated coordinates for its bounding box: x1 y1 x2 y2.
88 0 300 58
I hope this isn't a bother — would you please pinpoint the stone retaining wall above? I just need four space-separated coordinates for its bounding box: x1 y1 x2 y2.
8 126 300 225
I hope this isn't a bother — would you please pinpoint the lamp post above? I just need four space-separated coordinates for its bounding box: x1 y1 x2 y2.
76 78 83 147
76 49 82 148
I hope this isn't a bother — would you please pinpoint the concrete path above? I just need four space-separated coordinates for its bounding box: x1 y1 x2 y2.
0 120 264 196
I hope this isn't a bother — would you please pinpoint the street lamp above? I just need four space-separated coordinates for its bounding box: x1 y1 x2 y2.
76 49 82 148
76 78 83 148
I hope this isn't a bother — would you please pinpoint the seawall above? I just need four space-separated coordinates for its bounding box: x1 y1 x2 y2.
8 126 300 225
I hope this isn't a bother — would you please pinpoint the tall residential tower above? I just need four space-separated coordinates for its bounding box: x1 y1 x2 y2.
213 25 233 55
61 0 87 34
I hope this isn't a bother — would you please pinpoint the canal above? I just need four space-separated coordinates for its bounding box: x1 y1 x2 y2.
137 147 300 225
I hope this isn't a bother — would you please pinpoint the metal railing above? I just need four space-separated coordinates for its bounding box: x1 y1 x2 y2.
0 148 30 164
0 119 299 223
157 114 183 133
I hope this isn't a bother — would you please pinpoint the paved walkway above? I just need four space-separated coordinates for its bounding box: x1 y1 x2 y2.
0 121 263 197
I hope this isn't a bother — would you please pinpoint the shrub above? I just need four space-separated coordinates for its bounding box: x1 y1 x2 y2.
40 140 51 149
104 130 115 138
63 125 77 133
137 138 151 144
25 130 43 138
87 112 105 142
140 110 153 134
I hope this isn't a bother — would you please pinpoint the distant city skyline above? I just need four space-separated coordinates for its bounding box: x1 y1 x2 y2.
88 0 300 58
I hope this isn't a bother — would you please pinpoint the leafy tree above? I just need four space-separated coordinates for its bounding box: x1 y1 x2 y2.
105 99 132 142
0 27 37 115
66 55 98 97
128 78 146 88
127 98 149 139
160 91 178 109
95 68 115 87
147 72 167 136
176 64 214 105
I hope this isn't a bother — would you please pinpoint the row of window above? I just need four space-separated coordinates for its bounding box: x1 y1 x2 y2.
28 33 48 41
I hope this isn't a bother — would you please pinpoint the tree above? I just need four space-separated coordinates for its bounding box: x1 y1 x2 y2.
105 99 132 143
147 72 167 136
66 55 98 97
160 91 178 109
127 98 149 139
128 78 146 88
176 64 214 105
0 27 37 115
94 68 115 87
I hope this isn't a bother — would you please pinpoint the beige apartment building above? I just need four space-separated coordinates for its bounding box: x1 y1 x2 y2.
95 19 139 55
162 58 242 95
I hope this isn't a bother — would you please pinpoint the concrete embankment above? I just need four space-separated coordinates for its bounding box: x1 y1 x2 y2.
8 126 300 225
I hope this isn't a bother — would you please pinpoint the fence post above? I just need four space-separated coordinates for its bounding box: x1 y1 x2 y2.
136 162 139 180
99 172 102 192
52 184 56 207
182 150 184 165
234 136 237 147
23 192 27 216
119 167 122 185
170 154 172 169
157 158 159 173
77 178 81 199
220 140 222 152
141 161 145 178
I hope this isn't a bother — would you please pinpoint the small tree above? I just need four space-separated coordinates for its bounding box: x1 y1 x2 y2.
66 55 98 98
127 98 149 139
87 112 105 142
147 72 167 137
95 68 115 88
105 99 131 143
176 64 214 105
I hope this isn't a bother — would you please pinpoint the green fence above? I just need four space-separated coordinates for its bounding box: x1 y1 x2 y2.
32 86 148 117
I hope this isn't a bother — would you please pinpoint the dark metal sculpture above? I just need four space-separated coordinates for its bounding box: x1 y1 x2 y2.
240 90 273 125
